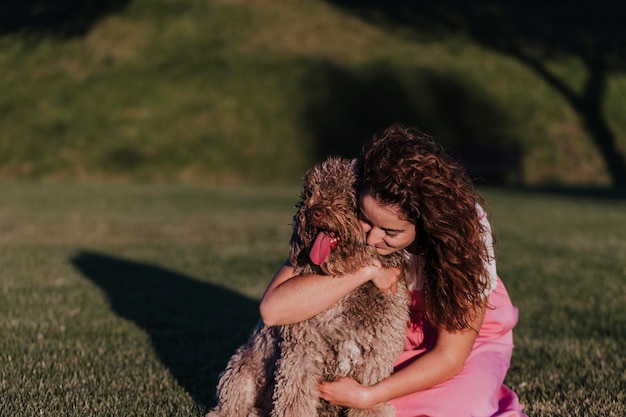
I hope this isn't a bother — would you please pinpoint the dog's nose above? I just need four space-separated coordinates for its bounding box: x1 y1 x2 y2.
310 206 324 221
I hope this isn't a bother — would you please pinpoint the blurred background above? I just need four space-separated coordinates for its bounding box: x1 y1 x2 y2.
1 0 626 187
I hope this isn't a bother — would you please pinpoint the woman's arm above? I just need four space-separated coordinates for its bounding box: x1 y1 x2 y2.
318 304 486 408
259 261 399 326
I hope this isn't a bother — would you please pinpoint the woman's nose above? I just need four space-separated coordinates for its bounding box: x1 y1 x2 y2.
366 227 384 246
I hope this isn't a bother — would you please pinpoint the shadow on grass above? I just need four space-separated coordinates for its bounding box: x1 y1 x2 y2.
301 61 523 185
71 250 260 411
323 0 626 186
0 0 132 37
484 185 626 200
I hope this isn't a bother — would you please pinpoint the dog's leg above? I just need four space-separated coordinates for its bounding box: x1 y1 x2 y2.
342 288 409 417
207 325 278 417
271 354 322 417
271 325 323 417
206 346 259 417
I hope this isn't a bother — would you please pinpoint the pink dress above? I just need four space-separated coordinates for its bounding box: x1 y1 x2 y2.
390 278 528 417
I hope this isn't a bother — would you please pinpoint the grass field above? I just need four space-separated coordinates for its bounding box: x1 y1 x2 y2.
1 183 624 416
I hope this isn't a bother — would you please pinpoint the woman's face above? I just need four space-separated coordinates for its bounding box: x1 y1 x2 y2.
358 192 417 256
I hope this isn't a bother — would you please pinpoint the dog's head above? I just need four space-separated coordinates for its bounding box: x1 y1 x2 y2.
289 157 372 276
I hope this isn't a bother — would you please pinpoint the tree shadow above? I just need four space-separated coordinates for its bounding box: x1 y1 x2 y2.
323 0 626 186
511 185 626 200
0 0 132 38
70 250 260 411
301 61 523 184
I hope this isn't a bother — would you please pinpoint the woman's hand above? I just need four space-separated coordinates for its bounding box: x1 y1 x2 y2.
360 262 400 295
318 377 379 409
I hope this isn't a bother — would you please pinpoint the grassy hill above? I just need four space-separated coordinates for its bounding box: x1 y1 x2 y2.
1 0 625 185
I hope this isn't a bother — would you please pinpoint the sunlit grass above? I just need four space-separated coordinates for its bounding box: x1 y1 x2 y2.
0 183 624 416
482 189 626 416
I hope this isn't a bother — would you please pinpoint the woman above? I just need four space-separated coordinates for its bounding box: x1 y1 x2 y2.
260 125 527 417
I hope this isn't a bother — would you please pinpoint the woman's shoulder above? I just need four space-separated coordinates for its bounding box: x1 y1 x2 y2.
475 202 488 222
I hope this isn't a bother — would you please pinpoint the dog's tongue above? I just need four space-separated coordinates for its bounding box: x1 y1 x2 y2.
310 232 333 266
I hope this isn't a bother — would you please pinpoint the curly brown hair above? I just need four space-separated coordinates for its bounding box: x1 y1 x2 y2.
357 124 492 332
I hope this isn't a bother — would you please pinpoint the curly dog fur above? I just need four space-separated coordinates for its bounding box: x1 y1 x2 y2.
206 157 409 417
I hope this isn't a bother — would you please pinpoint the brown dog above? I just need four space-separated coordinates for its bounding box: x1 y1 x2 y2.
207 157 409 417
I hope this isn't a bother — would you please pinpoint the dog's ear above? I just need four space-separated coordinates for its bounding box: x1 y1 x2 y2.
288 203 306 266
288 234 307 268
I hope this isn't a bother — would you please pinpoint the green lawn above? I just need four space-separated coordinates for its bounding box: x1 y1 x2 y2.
1 183 624 416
